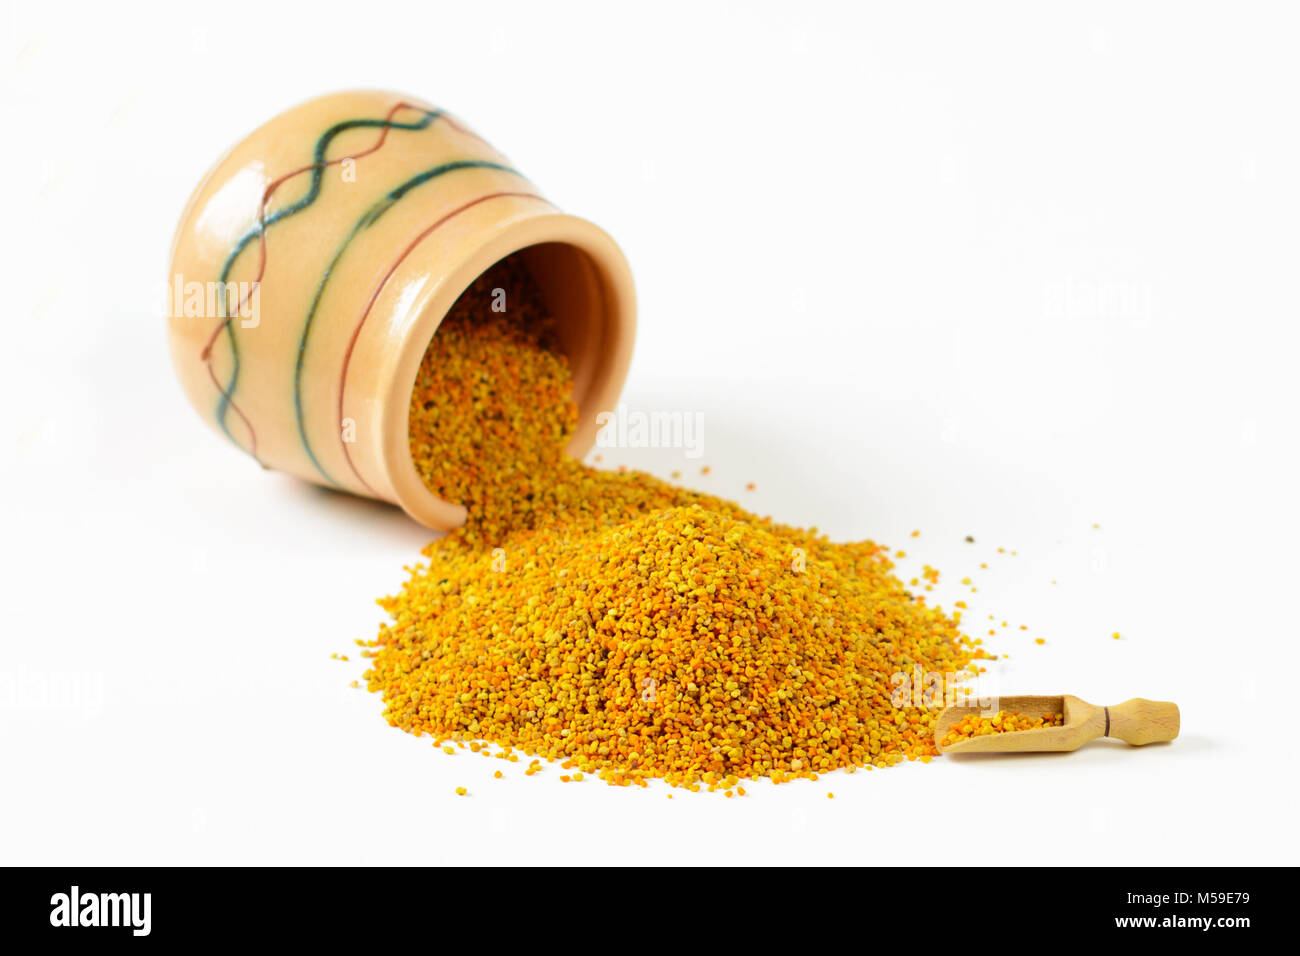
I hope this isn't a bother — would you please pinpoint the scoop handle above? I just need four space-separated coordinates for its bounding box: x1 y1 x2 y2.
1105 698 1180 745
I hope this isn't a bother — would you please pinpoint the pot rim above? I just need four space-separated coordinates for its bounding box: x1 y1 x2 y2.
377 210 637 531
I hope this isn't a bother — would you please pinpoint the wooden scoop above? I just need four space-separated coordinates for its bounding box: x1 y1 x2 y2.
934 695 1180 754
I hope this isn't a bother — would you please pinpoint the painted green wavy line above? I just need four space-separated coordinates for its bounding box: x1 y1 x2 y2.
212 108 442 448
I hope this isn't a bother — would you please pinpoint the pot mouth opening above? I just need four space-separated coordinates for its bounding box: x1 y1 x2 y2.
383 222 635 532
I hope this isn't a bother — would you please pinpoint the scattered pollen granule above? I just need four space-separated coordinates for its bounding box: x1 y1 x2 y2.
366 253 989 789
939 710 1064 747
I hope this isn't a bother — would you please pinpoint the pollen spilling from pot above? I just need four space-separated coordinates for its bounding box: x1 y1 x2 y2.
359 253 995 790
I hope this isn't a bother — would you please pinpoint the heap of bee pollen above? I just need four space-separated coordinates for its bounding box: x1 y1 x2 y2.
363 254 988 788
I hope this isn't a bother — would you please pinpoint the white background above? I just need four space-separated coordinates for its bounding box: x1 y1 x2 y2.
2 1 1297 866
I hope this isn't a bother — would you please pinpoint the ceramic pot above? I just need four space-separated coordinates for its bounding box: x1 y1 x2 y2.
166 89 636 530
